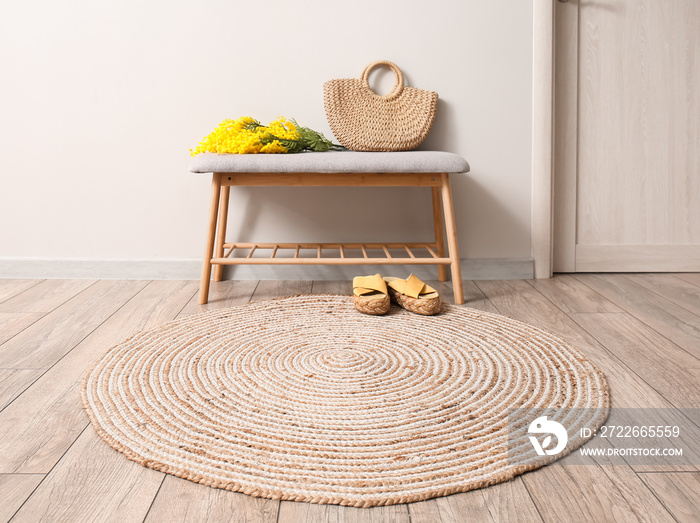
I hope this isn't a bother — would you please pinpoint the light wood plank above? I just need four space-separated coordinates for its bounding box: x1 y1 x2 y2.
0 281 198 474
522 439 673 523
675 273 700 288
639 472 700 523
475 278 696 410
465 477 543 522
251 280 313 302
570 312 700 407
0 312 44 346
311 280 350 295
0 473 45 523
625 273 700 317
553 285 698 460
524 459 674 523
179 280 257 316
409 478 543 523
0 280 147 370
575 274 700 360
528 274 622 313
0 280 42 305
12 427 163 523
277 502 335 523
0 369 43 411
0 279 95 313
278 501 409 523
145 475 278 523
475 279 700 474
406 499 446 523
526 398 681 521
431 280 499 313
576 445 679 522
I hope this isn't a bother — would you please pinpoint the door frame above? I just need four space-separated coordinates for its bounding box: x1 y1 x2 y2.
533 0 578 277
531 0 557 278
551 0 578 273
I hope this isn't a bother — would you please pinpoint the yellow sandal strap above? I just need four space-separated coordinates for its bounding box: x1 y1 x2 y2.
404 274 426 298
386 274 436 298
353 274 387 296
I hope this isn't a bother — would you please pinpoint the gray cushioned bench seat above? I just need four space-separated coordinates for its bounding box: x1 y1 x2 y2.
190 150 470 174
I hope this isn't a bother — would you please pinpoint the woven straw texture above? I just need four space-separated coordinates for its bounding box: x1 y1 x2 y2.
387 287 441 316
82 295 609 508
324 61 438 151
353 293 391 315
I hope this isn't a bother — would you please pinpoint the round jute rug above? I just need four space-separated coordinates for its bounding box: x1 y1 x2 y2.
82 295 609 507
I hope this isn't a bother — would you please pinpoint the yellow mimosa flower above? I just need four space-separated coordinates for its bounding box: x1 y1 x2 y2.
190 116 341 156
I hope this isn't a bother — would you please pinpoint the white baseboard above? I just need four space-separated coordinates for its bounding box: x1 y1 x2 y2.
0 258 534 280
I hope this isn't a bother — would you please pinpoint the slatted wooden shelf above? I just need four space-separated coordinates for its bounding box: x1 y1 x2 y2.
213 242 451 265
195 164 467 304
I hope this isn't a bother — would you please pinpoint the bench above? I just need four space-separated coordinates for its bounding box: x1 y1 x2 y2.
190 150 470 305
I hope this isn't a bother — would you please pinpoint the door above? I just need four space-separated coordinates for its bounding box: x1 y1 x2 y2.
553 0 700 272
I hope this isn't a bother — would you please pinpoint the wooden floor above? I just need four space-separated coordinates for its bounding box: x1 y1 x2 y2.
0 274 699 522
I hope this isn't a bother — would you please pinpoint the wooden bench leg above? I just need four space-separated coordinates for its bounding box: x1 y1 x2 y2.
431 186 448 282
440 173 465 304
199 174 221 305
212 185 230 282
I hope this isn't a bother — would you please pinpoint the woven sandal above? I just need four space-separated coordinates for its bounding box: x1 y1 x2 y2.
383 274 441 315
353 274 391 315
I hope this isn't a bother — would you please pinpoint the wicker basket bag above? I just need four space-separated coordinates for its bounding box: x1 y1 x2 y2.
323 60 438 152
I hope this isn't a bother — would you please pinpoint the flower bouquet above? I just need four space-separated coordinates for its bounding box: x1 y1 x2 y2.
191 116 342 156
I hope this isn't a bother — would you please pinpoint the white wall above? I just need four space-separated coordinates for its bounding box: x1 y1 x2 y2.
0 0 533 278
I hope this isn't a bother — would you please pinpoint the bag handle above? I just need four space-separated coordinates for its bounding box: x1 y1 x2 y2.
360 60 404 100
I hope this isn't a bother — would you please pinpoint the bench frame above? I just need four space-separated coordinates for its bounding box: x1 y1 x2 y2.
199 171 464 304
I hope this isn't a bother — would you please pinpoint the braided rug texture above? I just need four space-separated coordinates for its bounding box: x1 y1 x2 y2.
82 295 609 508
